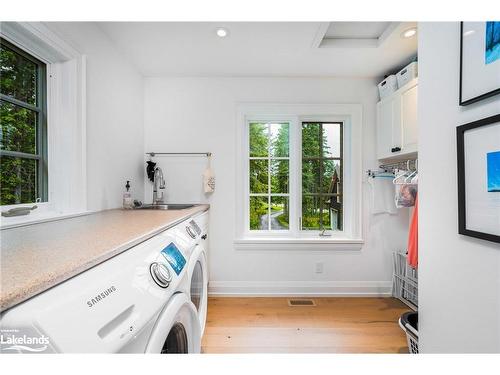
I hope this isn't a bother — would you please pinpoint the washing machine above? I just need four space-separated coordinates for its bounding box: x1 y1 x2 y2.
169 211 209 335
0 224 201 354
185 211 209 335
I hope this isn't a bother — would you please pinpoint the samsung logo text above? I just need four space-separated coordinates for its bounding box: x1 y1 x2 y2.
86 286 117 308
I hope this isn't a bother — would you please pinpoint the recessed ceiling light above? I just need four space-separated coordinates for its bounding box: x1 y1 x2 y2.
216 27 229 38
402 28 417 38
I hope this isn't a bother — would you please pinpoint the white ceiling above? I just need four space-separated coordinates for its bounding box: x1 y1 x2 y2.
97 22 417 78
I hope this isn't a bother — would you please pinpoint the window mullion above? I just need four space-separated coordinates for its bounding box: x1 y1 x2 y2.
0 94 41 113
294 118 301 236
267 125 271 231
319 123 323 230
0 150 41 159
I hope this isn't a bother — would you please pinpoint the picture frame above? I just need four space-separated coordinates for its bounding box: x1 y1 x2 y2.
457 114 500 243
459 21 500 106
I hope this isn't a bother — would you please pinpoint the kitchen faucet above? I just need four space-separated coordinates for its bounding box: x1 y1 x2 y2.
152 167 165 204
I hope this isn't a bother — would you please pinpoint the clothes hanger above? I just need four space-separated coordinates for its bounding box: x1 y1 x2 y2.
393 163 411 184
393 160 417 185
405 166 417 183
411 160 419 184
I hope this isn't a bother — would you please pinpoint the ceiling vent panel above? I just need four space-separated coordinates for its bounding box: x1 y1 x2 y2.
313 22 400 49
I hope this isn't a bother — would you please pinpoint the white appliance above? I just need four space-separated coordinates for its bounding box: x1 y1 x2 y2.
170 212 209 336
0 221 202 354
186 212 209 335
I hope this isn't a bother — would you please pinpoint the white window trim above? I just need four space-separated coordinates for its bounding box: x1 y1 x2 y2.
1 22 87 228
235 103 363 250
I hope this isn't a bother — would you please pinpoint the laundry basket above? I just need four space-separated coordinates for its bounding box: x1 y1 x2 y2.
392 251 418 310
399 311 418 354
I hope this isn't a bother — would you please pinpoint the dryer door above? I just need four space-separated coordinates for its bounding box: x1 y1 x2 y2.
145 293 200 353
188 245 208 335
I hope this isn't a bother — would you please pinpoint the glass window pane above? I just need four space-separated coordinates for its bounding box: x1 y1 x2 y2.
0 156 37 205
302 159 320 194
321 159 341 194
301 195 321 230
302 195 341 231
0 43 38 105
322 123 341 158
302 123 321 157
301 121 343 232
270 196 289 230
249 123 268 157
249 196 268 230
324 195 343 231
271 159 289 193
270 123 289 157
0 100 37 154
249 159 268 193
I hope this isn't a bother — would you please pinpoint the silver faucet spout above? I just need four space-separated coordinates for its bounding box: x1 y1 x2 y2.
152 167 165 204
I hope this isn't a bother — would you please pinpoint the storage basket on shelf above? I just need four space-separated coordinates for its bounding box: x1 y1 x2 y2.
377 75 398 100
392 251 418 310
399 311 418 354
396 61 418 88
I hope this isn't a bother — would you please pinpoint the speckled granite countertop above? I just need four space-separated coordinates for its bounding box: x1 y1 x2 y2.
0 205 209 313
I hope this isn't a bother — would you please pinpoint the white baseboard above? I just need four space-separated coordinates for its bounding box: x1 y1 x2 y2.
208 280 393 297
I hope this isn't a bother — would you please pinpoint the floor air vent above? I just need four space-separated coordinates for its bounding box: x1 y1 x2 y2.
288 299 316 306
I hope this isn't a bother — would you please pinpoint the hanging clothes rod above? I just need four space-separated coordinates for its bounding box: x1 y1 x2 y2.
367 158 418 178
146 152 212 157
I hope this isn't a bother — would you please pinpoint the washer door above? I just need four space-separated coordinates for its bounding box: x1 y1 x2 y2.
189 245 208 335
145 293 200 353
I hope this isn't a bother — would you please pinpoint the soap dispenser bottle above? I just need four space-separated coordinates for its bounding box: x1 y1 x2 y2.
123 181 133 209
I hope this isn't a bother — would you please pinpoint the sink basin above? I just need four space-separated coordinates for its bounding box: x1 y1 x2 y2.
136 204 196 210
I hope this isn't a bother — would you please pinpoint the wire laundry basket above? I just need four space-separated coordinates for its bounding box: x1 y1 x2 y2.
392 251 418 310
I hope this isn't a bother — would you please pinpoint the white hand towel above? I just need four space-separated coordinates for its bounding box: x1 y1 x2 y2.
368 173 397 215
203 155 215 193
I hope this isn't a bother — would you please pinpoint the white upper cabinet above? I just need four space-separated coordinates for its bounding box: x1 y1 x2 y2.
376 78 418 160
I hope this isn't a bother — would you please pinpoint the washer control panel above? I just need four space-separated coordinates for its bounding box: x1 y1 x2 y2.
186 225 196 239
185 220 201 239
160 242 186 275
189 220 202 235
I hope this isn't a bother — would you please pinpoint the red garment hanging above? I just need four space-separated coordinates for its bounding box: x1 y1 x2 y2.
407 196 418 268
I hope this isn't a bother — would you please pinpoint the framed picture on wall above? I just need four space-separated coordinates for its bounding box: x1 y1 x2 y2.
460 21 500 106
457 114 500 243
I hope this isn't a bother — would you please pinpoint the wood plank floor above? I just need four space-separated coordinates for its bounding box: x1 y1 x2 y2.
201 297 410 353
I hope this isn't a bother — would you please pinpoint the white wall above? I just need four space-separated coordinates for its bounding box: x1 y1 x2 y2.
419 23 500 353
46 22 144 211
144 77 410 295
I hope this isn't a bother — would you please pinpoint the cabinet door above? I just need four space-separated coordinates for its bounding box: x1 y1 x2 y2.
377 97 398 160
401 83 418 154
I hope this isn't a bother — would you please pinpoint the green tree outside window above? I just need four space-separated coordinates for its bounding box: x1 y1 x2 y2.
0 38 47 205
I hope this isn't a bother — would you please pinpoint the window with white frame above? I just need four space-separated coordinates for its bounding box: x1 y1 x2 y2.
0 37 48 205
0 22 86 223
301 122 343 231
237 104 363 244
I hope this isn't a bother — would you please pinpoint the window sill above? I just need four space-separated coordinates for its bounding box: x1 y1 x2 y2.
0 209 92 230
234 237 364 251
